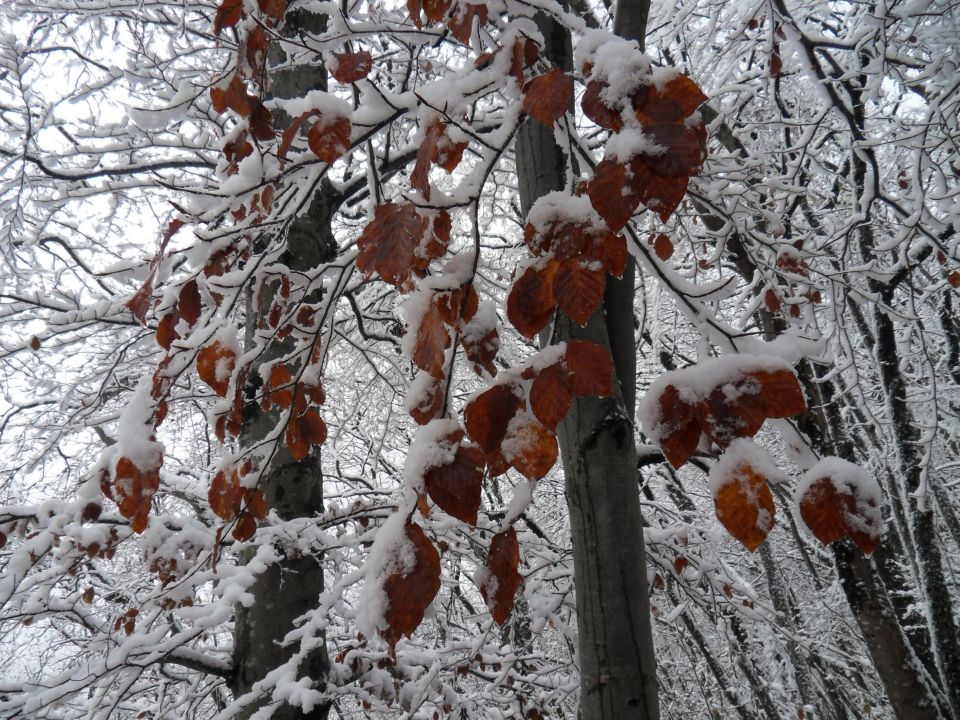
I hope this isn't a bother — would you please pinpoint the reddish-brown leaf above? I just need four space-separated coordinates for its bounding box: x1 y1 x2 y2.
209 469 242 521
214 0 243 35
461 326 499 377
654 233 674 261
196 342 237 397
232 512 258 542
178 279 202 326
224 75 252 117
464 384 523 453
332 51 373 84
423 0 452 22
210 86 228 113
587 159 643 232
581 79 624 131
585 231 628 277
298 408 328 447
413 301 452 378
713 463 775 552
249 101 275 141
753 369 807 418
523 69 572 127
798 477 847 547
308 116 351 164
764 288 781 312
563 340 614 397
156 313 178 350
357 203 441 287
447 3 488 43
480 527 522 625
257 0 287 19
411 121 443 200
656 385 702 469
114 456 161 534
503 417 558 480
553 259 605 326
267 364 294 409
642 121 708 178
635 74 707 124
382 522 441 646
507 259 559 338
698 383 768 449
409 375 446 425
529 364 572 431
424 442 485 525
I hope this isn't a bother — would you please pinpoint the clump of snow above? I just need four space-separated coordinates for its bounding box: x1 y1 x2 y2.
281 89 353 122
405 369 442 417
115 376 164 472
604 126 662 162
638 354 800 443
526 191 609 241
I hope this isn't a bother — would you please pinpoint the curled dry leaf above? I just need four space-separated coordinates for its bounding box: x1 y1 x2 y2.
480 527 522 625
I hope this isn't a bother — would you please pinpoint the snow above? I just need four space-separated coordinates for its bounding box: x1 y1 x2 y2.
114 376 164 472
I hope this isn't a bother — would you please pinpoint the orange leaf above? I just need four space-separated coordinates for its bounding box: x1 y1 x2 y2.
268 364 294 409
712 462 775 552
382 522 441 646
480 527 522 625
507 259 558 338
196 342 237 397
224 75 252 117
308 116 351 163
523 69 572 127
423 0 451 22
753 369 807 418
563 340 614 397
210 86 228 113
424 442 485 525
529 364 572 431
232 512 258 542
332 51 372 83
553 258 605 326
798 460 884 554
209 468 243 521
114 456 161 534
503 416 558 480
798 478 847 547
464 384 523 453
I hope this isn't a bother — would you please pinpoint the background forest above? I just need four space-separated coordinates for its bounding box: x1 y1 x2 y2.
0 0 958 719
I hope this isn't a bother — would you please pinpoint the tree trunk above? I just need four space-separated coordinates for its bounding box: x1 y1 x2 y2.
229 9 334 719
515 3 659 719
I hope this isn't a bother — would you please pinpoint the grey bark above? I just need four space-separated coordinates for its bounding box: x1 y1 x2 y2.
228 9 334 719
515 2 659 719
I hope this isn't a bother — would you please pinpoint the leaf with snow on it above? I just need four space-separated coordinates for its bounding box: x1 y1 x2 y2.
797 457 884 554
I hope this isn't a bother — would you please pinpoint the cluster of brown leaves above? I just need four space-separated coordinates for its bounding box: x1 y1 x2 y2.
357 203 451 290
105 457 162 534
583 73 708 224
209 464 269 542
652 367 807 469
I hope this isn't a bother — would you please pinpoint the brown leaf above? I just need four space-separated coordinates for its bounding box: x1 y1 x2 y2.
503 417 558 480
563 340 614 397
654 233 674 261
423 0 452 22
214 0 243 35
249 100 275 141
357 203 446 287
480 527 522 625
713 463 775 552
553 258 605 326
581 80 624 131
413 299 452 378
529 364 572 431
507 259 558 338
232 512 258 542
656 385 702 469
196 342 237 397
382 522 441 646
409 374 446 425
332 51 373 83
257 0 287 19
114 456 161 534
178 279 202 326
308 116 351 164
464 384 523 453
156 313 178 350
447 3 488 43
209 469 243 521
587 159 643 232
585 231 628 277
461 326 499 377
411 121 443 200
523 69 572 127
225 75 252 117
424 442 485 525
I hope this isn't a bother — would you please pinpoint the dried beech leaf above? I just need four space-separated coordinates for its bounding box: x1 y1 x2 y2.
563 340 614 397
507 259 559 338
409 375 446 425
587 160 643 232
529 364 572 431
553 259 605 326
424 442 485 525
753 369 807 418
411 122 443 200
581 80 624 131
308 116 351 164
656 385 701 469
232 512 258 542
713 464 775 552
503 417 558 480
332 51 373 84
461 326 499 377
447 3 488 43
197 342 237 397
480 527 522 625
214 0 243 35
209 469 242 521
413 300 452 378
523 69 572 127
654 233 674 261
357 203 445 287
382 522 441 646
464 384 523 453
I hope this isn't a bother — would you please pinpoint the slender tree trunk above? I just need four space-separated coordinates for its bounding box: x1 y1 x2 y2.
515 3 659 718
229 9 334 719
